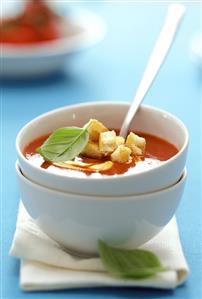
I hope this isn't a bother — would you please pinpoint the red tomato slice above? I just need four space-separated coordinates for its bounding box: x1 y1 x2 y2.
22 0 55 25
0 0 61 44
0 26 38 44
36 20 60 41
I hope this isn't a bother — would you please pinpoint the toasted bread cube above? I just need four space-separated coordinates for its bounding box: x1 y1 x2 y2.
87 119 108 142
99 130 116 153
126 132 146 155
111 145 131 163
115 136 125 148
128 144 143 156
82 141 103 159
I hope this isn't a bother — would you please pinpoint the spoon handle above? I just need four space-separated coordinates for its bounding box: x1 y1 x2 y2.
120 4 186 138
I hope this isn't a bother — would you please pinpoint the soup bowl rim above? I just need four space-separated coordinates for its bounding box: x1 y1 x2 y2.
16 161 187 200
16 101 189 183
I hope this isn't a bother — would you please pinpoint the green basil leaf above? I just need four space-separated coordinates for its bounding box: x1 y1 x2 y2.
37 126 89 162
98 240 167 280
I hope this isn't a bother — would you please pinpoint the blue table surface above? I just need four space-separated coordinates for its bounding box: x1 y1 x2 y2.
1 2 202 299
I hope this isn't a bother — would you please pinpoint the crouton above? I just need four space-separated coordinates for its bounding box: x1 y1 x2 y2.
82 141 103 159
111 145 131 163
115 136 125 148
87 119 108 142
99 130 116 153
126 132 146 155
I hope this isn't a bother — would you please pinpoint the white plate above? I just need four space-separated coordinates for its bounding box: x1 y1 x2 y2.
1 9 106 78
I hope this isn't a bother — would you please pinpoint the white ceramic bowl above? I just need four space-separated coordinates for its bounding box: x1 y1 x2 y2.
16 162 187 254
1 9 106 78
16 101 189 196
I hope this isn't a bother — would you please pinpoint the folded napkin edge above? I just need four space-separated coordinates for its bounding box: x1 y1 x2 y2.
20 259 185 292
10 201 190 291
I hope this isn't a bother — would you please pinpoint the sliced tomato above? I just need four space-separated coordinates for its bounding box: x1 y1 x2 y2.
22 0 56 25
0 0 61 44
0 25 38 44
36 20 60 41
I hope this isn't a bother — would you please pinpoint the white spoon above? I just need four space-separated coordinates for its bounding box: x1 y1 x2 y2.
120 4 186 138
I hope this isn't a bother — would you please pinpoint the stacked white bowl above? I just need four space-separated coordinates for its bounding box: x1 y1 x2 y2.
16 102 189 255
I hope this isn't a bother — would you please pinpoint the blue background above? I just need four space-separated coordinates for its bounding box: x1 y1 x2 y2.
1 2 201 299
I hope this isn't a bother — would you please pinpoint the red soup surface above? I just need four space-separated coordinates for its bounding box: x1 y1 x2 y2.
24 132 178 178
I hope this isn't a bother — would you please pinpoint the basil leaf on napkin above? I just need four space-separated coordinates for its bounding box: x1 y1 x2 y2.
98 240 167 279
37 126 89 162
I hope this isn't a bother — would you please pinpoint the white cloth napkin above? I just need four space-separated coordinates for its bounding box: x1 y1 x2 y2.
10 201 189 292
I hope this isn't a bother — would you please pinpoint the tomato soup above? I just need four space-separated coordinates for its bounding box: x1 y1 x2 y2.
24 132 178 178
